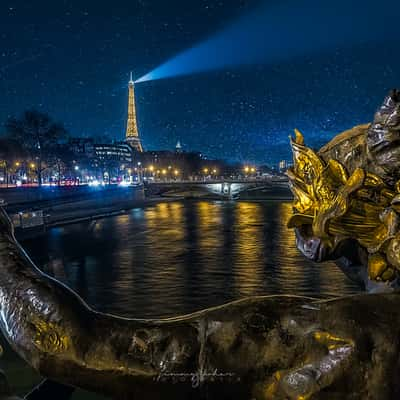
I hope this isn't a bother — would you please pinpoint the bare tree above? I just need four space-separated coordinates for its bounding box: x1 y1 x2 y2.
6 110 67 186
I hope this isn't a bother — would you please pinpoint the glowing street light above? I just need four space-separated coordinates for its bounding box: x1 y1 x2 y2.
250 167 256 173
203 168 209 174
30 163 36 169
244 166 250 173
162 169 167 175
148 165 154 172
174 169 179 176
15 162 20 167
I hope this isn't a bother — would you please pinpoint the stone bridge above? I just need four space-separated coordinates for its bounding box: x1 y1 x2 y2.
145 178 291 200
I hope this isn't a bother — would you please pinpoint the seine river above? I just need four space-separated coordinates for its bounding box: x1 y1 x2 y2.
23 200 361 318
2 200 361 398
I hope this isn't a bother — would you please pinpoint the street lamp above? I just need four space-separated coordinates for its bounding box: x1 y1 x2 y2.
74 165 80 185
13 161 21 186
29 163 36 185
202 168 209 181
136 162 142 183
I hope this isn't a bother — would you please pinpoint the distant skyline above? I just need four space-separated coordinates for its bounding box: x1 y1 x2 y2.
1 0 400 164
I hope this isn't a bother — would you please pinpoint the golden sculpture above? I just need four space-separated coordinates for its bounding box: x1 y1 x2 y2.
287 90 400 287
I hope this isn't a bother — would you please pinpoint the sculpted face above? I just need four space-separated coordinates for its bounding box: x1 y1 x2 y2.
367 89 400 176
376 89 400 129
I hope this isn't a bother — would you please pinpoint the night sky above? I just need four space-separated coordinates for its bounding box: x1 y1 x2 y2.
1 0 400 164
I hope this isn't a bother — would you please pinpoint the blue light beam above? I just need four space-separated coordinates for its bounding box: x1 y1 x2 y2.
136 0 399 83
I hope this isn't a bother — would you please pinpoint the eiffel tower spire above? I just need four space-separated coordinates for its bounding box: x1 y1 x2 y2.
125 72 143 152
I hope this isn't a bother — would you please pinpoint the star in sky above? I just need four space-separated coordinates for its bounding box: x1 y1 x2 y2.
0 0 399 164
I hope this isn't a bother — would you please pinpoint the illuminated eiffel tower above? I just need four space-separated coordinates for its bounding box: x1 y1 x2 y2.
125 72 143 152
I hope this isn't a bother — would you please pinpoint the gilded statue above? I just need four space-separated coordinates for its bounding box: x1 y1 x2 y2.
288 89 400 291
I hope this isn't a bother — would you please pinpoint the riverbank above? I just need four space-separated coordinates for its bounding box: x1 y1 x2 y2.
4 184 293 239
45 196 178 227
12 195 180 239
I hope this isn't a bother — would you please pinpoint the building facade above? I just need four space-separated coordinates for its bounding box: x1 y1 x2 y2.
94 143 133 163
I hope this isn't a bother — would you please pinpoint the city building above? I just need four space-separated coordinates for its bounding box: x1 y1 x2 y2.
279 159 288 172
68 137 133 164
69 138 95 156
175 140 183 153
94 143 133 164
125 72 143 152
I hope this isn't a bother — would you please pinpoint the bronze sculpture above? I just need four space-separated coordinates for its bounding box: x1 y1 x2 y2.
287 89 400 291
1 92 400 399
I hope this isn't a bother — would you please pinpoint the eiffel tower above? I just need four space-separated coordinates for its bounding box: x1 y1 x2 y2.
125 72 143 152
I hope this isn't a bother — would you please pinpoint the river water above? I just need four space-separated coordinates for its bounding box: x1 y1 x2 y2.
1 200 362 398
23 200 361 318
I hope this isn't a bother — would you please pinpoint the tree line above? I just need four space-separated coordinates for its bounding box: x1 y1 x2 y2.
1 110 273 188
0 109 73 186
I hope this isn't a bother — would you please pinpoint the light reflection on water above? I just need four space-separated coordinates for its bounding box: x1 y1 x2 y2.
22 200 361 319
